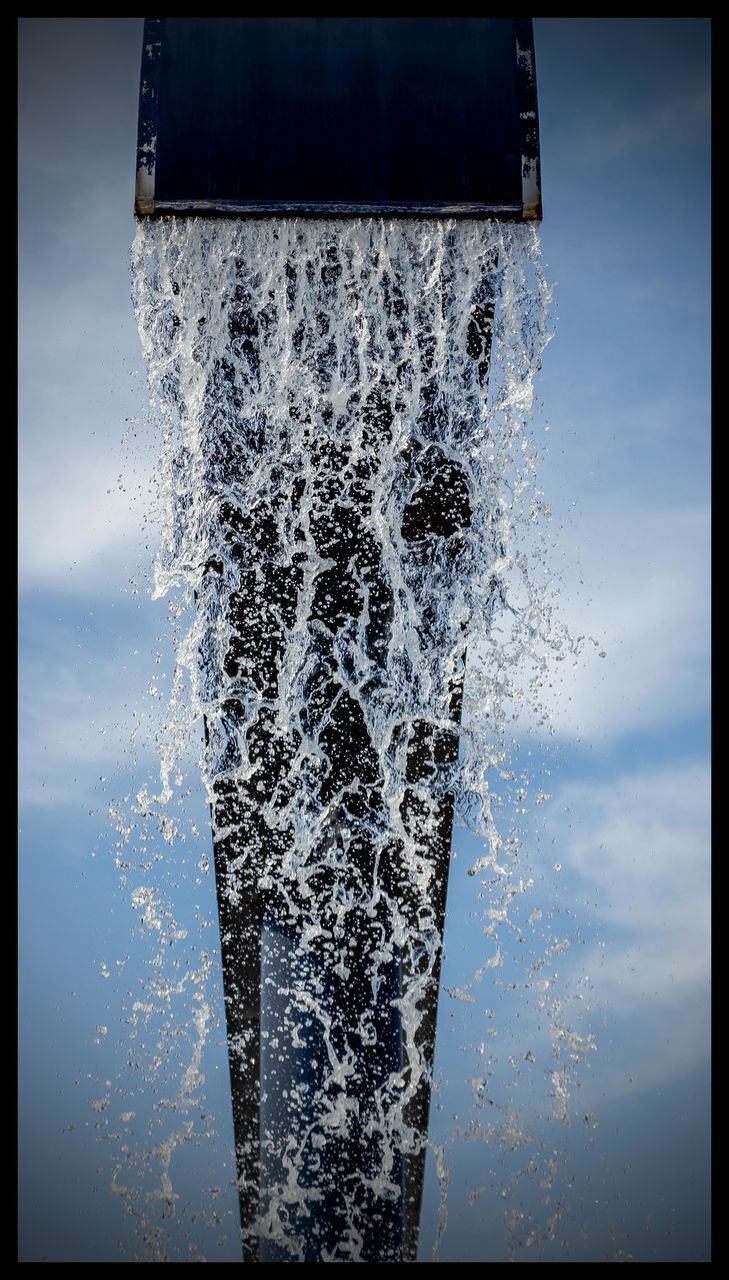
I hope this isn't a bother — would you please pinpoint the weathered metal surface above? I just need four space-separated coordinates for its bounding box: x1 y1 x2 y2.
136 18 541 220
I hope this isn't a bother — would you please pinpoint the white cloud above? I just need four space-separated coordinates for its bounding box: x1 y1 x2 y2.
19 446 157 588
502 501 709 742
19 640 168 811
544 758 711 1102
19 180 153 592
559 760 710 987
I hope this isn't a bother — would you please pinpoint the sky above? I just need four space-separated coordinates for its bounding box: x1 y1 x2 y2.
18 17 710 1263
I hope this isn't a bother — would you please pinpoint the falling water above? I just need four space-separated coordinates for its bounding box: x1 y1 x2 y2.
123 216 564 1261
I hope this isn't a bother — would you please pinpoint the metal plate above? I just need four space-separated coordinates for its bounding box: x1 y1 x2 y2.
136 17 541 218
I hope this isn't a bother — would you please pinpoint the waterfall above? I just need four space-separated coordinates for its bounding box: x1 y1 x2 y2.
129 216 552 1261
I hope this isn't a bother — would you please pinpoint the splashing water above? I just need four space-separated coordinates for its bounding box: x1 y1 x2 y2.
123 216 566 1261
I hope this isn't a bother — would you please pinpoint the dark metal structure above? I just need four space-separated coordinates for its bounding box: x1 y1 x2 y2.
136 18 540 220
135 17 541 1263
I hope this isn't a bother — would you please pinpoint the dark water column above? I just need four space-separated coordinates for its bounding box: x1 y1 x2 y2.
203 260 495 1263
258 917 403 1262
397 281 495 1258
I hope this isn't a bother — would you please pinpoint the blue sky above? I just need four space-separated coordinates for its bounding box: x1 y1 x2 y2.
19 18 710 1262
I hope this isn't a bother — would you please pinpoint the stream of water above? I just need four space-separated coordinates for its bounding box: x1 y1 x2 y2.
113 216 573 1261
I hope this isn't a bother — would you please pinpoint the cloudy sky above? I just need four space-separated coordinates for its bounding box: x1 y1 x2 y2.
19 18 710 1263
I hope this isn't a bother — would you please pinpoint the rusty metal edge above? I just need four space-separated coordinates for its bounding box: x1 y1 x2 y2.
134 17 161 217
144 200 526 218
514 17 543 221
